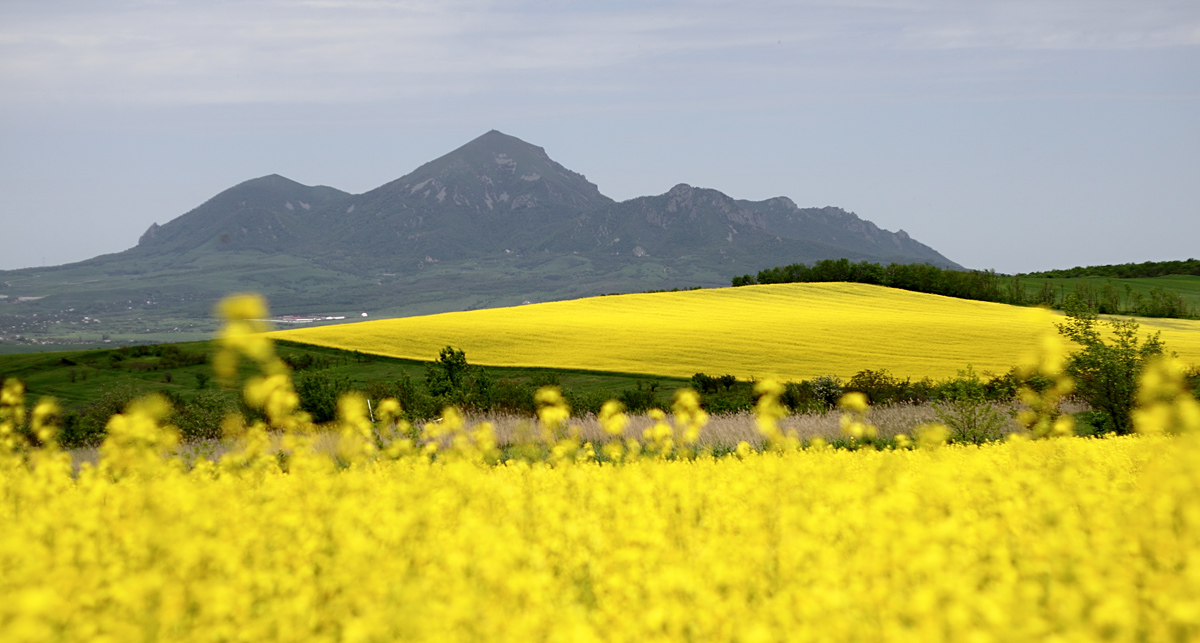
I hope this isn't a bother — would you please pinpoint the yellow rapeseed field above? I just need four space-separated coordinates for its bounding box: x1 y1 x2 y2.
273 283 1200 380
3 293 1199 641
4 430 1200 641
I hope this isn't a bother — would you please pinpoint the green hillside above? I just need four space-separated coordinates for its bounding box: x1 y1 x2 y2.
0 340 686 412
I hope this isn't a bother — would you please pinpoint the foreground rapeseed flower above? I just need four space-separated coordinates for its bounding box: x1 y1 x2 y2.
3 427 1200 641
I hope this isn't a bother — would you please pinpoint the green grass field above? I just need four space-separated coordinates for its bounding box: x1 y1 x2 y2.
0 340 687 411
1028 274 1200 312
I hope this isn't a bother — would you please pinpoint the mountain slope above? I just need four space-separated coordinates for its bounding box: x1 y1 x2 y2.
131 174 352 259
570 183 960 269
310 130 614 269
747 199 954 266
1 130 963 346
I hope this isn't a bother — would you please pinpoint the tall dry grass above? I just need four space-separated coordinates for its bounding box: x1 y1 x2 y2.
65 400 1091 468
468 399 1091 447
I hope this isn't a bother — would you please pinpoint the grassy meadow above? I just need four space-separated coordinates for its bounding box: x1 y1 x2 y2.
0 340 688 422
274 282 1200 381
1031 274 1200 314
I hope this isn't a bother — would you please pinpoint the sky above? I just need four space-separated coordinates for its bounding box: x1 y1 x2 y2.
1 0 1197 274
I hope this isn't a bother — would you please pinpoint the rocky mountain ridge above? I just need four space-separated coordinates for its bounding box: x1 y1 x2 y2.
1 130 961 345
130 130 958 272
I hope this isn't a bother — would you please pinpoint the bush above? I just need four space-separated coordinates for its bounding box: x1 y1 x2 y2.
1057 306 1166 434
845 369 903 405
932 367 1009 444
174 391 233 443
422 346 496 411
1072 410 1109 437
60 384 139 448
984 369 1020 400
690 373 719 394
699 383 755 414
564 389 608 417
528 372 562 389
281 352 334 372
296 371 353 424
811 375 843 409
618 381 660 414
491 378 536 415
461 368 496 412
364 373 438 421
780 381 819 414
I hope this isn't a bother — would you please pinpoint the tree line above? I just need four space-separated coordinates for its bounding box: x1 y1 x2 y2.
732 258 1195 318
1021 258 1200 279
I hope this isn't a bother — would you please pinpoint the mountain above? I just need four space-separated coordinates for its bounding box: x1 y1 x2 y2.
572 183 951 268
131 175 351 257
310 130 615 267
1 130 962 347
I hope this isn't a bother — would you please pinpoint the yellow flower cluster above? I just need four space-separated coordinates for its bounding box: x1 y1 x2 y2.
1015 320 1078 438
1134 356 1200 435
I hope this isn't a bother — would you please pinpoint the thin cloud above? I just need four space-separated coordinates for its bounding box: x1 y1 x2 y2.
0 0 1196 105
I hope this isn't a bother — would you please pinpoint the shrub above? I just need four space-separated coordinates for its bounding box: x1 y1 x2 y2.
528 372 562 389
699 383 755 415
618 381 660 414
296 371 353 424
984 369 1020 400
365 374 439 421
690 373 719 394
811 375 843 409
174 390 233 443
564 389 608 416
461 368 496 412
846 369 903 405
780 381 818 414
490 378 536 415
60 384 139 448
932 366 1009 444
281 352 333 372
1057 306 1166 434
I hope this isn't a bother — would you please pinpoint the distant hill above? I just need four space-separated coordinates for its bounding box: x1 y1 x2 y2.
0 130 962 347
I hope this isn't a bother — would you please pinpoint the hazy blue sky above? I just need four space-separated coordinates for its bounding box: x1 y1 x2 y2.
1 0 1197 273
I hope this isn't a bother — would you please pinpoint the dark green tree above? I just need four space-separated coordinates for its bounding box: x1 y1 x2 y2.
845 369 902 405
295 371 353 424
1056 303 1167 434
174 390 233 442
425 346 471 398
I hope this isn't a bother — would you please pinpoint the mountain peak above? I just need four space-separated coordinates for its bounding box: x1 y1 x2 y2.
439 130 557 172
357 131 613 223
235 173 303 190
461 129 546 155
